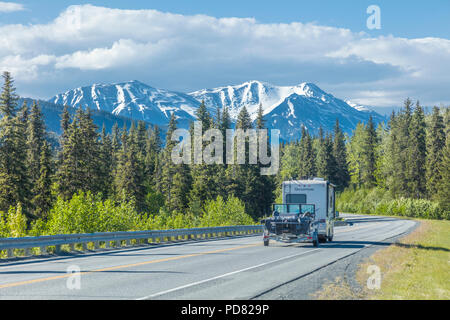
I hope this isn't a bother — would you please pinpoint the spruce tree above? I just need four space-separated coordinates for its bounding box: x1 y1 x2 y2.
144 125 162 183
332 119 349 189
408 102 427 198
426 106 445 199
99 125 114 198
256 103 265 129
395 99 413 197
363 116 377 187
255 103 275 217
190 101 217 206
437 135 450 211
220 106 231 165
31 141 53 218
225 106 267 218
57 107 102 199
27 102 47 194
161 113 191 212
0 71 19 117
299 126 316 178
0 72 31 214
115 122 147 211
315 127 333 181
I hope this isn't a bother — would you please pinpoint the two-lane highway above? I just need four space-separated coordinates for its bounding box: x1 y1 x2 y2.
0 214 416 299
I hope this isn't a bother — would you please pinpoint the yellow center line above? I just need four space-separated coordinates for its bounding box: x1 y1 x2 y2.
0 243 260 290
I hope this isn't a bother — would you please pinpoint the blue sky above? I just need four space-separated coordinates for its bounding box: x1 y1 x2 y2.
3 0 449 38
0 1 449 107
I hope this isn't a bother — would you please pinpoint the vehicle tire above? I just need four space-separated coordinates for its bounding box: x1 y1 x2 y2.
264 239 269 246
318 236 327 243
327 235 333 242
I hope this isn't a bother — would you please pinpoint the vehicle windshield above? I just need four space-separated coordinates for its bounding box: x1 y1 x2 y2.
273 204 315 215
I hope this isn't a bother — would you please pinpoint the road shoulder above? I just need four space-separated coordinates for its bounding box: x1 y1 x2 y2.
253 218 419 300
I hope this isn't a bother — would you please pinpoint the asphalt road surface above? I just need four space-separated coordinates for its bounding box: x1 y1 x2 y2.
0 214 416 300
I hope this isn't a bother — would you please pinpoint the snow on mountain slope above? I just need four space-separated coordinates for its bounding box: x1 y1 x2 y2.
190 81 385 139
50 80 202 127
49 79 385 140
189 80 330 120
345 100 371 112
265 93 380 140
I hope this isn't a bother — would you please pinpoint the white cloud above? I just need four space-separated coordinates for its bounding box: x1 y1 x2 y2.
0 1 24 12
0 54 55 80
0 4 448 107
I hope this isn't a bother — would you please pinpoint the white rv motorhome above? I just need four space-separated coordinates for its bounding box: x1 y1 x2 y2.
282 178 336 242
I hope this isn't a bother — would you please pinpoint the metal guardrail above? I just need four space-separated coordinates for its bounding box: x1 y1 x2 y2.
0 225 263 259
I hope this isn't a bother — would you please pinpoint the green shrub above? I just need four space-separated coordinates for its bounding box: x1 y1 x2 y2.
1 204 28 238
200 196 255 227
46 191 142 234
336 187 448 220
1 192 258 238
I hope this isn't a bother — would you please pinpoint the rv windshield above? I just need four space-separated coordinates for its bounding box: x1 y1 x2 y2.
273 204 315 215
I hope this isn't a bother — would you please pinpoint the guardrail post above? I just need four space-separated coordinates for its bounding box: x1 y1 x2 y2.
40 246 47 255
94 241 100 250
81 243 87 251
69 243 74 252
7 248 13 258
55 245 62 254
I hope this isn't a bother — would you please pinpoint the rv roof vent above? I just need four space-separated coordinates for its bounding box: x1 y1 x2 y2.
313 177 325 181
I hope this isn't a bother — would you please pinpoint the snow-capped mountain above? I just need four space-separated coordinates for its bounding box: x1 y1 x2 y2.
190 80 385 139
49 80 385 140
189 80 337 120
50 80 202 128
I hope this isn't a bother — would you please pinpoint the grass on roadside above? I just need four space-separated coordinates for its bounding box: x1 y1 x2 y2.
313 219 450 300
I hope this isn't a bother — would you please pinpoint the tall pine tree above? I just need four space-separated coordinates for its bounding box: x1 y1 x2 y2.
426 106 445 199
0 72 30 214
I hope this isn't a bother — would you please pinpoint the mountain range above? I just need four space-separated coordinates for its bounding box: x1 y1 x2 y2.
47 80 385 140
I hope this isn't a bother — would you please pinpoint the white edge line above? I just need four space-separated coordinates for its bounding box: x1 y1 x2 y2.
136 248 320 300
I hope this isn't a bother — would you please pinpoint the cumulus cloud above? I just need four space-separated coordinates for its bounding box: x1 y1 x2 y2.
0 1 24 12
0 4 448 106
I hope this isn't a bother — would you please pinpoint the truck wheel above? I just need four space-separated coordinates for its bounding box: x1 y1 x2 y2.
327 235 333 242
318 236 327 243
